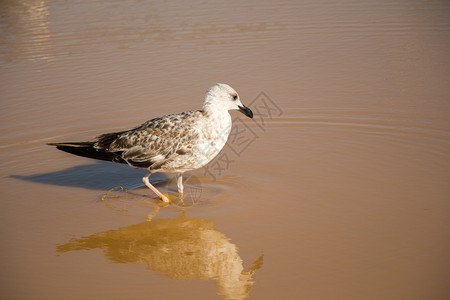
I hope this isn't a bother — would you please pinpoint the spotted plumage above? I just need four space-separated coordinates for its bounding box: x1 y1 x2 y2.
48 83 253 203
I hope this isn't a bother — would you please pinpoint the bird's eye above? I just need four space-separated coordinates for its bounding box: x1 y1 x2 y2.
233 95 238 101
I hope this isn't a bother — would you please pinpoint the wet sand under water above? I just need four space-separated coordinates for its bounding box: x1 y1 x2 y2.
1 0 450 299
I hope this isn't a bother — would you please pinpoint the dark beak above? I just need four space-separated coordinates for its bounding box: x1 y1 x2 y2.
238 105 253 118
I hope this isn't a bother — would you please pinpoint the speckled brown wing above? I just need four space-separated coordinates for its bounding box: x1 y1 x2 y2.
94 110 202 169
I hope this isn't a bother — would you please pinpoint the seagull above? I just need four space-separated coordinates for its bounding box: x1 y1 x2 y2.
48 83 253 203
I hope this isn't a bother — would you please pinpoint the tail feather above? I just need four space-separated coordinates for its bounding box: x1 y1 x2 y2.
47 142 126 164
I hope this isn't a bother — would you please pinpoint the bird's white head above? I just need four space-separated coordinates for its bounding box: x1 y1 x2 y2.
203 83 253 118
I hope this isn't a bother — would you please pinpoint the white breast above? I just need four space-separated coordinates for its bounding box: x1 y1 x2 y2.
191 110 232 169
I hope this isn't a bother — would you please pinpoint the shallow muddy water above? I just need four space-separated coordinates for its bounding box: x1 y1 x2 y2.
1 0 450 299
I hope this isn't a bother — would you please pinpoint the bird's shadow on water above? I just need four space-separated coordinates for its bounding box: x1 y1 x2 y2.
11 161 169 191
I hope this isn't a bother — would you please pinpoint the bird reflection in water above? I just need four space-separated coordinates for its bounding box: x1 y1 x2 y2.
57 208 263 300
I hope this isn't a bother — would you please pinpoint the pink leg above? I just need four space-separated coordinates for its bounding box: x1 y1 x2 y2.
176 173 184 194
142 172 169 203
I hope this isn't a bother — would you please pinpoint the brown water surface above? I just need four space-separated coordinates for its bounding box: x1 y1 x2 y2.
1 0 450 299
